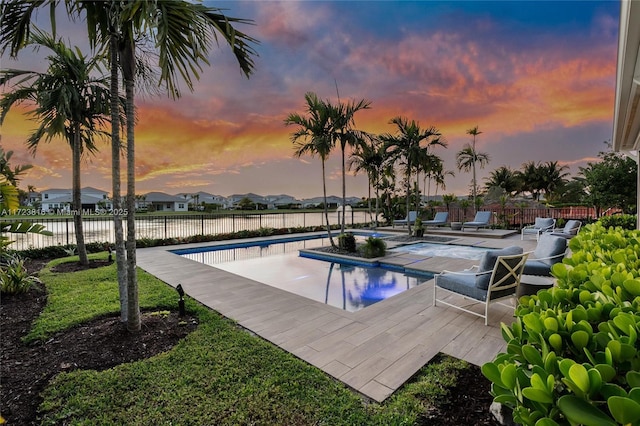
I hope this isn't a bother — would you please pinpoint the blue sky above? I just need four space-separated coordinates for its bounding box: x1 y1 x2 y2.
2 0 620 199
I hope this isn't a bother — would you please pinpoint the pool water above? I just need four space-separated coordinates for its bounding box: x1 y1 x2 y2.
391 242 488 260
176 237 431 312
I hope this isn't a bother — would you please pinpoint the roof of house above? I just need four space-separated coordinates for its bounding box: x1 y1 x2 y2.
143 192 186 203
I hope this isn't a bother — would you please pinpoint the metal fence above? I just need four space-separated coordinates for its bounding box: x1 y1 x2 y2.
3 206 607 251
4 210 372 250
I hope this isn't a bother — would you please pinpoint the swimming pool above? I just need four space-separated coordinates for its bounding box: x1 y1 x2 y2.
391 242 488 260
174 235 432 312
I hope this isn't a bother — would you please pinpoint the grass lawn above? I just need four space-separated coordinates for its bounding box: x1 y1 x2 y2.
31 254 475 425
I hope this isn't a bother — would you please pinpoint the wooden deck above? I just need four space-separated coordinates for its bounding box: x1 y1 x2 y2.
137 231 536 402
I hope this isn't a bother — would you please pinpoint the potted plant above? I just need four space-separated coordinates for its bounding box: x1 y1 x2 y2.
413 217 424 237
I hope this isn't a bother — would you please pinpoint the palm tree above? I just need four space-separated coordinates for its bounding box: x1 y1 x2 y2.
520 161 545 201
485 166 521 196
1 0 258 332
326 98 371 233
456 126 489 213
348 136 384 227
0 29 111 265
285 92 336 247
381 117 445 235
540 161 570 202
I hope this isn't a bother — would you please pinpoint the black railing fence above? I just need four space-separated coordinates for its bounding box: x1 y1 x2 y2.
4 206 602 251
4 210 370 251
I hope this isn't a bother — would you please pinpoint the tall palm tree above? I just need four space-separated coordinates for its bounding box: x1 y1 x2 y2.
0 29 111 265
285 92 336 247
348 136 384 227
456 126 489 213
381 117 445 235
1 0 258 332
326 98 371 233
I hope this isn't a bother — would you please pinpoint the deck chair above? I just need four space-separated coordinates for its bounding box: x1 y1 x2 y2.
433 246 528 325
423 211 448 228
522 234 567 276
521 217 555 240
462 211 492 231
549 220 581 239
393 211 418 227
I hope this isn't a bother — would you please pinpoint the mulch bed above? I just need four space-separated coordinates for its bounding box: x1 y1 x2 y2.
1 260 198 425
1 259 500 425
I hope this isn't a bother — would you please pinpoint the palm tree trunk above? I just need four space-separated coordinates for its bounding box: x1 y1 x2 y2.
341 143 346 233
72 127 89 265
110 32 127 323
322 159 336 248
367 176 372 225
374 174 380 228
122 39 140 332
406 170 412 235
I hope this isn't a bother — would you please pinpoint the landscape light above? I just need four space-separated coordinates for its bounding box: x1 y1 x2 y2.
176 284 185 316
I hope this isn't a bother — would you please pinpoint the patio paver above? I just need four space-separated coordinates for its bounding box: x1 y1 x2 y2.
137 230 537 402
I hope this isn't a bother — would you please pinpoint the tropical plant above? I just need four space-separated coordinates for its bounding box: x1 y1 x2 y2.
285 92 336 247
483 223 640 425
361 236 386 258
520 161 546 201
442 194 457 213
456 126 489 213
348 136 385 227
485 166 521 196
338 232 356 253
1 0 258 331
579 148 637 217
326 96 371 233
0 254 41 295
381 117 446 235
0 29 111 266
539 161 570 202
0 148 32 186
598 214 637 230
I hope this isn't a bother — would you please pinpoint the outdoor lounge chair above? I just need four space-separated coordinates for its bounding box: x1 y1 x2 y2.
461 211 492 231
549 220 582 239
521 217 555 240
393 211 418 227
522 234 567 277
422 211 448 228
433 246 528 325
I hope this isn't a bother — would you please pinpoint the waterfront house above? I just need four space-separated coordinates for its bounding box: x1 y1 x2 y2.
143 192 188 212
40 187 111 212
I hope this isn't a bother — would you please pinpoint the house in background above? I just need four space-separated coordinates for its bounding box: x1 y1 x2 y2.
228 193 269 209
40 187 110 212
143 192 188 212
301 195 359 209
176 192 228 210
265 194 301 209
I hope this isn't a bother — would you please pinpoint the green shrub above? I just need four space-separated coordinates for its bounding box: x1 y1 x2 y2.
598 214 637 231
482 223 640 425
361 237 386 258
338 232 357 252
0 255 41 295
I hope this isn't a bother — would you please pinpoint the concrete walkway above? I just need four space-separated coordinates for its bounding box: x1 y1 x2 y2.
137 230 537 402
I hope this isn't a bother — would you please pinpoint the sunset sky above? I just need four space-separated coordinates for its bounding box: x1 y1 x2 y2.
1 1 620 200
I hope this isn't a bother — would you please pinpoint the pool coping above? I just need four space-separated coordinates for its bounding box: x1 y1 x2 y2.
137 230 537 402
